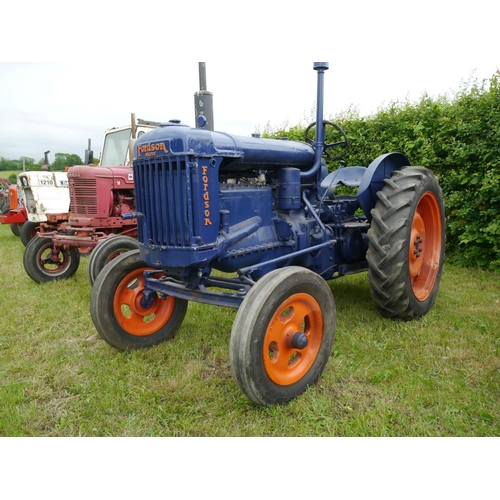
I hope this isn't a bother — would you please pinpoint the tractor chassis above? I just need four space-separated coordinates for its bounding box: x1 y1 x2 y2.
141 239 369 309
38 225 137 253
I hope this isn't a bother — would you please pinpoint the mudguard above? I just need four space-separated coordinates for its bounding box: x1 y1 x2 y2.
357 152 410 221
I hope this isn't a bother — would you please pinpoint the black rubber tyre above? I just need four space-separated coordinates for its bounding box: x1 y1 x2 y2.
23 236 81 283
230 266 336 406
87 235 139 285
1 203 9 215
90 249 188 351
10 222 23 237
20 221 41 246
366 166 445 320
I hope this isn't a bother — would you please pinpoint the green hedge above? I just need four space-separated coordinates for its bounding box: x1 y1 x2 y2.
265 71 500 271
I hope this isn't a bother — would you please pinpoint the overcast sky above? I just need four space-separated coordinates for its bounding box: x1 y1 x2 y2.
1 1 498 164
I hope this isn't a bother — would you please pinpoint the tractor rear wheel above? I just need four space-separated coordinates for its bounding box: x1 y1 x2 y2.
366 166 445 320
90 249 188 350
10 222 23 237
230 266 336 406
20 221 41 246
87 235 139 285
23 237 81 283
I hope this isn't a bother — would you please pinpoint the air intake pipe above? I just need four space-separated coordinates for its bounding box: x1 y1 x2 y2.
299 62 328 180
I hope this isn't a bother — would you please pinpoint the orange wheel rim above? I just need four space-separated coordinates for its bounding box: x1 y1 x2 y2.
263 293 323 386
113 268 174 336
408 191 442 301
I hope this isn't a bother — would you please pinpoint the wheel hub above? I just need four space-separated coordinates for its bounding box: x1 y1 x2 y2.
292 332 308 349
408 190 443 302
409 211 425 278
263 292 324 386
413 234 424 258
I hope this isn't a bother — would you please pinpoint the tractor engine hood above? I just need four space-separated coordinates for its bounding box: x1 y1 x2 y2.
134 122 315 171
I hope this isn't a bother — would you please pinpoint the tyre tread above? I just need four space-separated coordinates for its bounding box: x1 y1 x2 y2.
367 166 445 320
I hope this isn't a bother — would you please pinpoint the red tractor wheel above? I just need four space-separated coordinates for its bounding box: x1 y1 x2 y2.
230 266 336 406
367 166 445 320
23 236 81 283
90 249 188 350
86 235 139 285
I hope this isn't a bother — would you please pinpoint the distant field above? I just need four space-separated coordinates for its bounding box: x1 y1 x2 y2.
0 222 499 436
0 170 22 181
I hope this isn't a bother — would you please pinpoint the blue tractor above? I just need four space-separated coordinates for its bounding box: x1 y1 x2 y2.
90 63 445 405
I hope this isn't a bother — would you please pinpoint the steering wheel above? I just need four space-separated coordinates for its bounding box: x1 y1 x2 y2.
305 120 350 160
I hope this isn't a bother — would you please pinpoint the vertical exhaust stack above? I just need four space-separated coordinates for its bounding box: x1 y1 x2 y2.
42 150 51 171
85 139 94 165
128 113 137 166
313 62 328 163
194 62 214 131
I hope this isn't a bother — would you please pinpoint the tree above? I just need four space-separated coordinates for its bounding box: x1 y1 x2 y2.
19 157 35 168
0 156 20 171
51 153 83 171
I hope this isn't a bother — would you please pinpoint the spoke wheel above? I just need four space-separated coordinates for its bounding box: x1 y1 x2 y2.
87 235 139 285
23 236 80 283
367 166 445 319
305 120 349 160
90 249 188 350
230 266 336 406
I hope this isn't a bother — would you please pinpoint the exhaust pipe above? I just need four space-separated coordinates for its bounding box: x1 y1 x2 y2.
194 62 214 131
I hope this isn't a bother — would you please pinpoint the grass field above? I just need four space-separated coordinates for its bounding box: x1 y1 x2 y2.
0 170 22 181
0 222 499 437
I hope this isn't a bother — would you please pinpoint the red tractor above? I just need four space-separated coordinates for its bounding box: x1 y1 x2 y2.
23 115 159 283
0 182 28 236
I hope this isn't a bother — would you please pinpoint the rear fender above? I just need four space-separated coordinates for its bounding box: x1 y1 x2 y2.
357 152 410 221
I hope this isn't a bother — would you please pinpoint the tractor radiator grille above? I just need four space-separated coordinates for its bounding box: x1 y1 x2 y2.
134 157 193 247
70 178 98 216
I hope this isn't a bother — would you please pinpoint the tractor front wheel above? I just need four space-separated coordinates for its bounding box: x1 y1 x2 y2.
20 221 41 246
367 166 445 320
23 236 81 283
87 235 139 285
230 266 336 406
10 222 23 237
90 249 188 350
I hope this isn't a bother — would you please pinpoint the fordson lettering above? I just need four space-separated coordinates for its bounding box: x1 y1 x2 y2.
137 142 169 157
202 166 212 226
